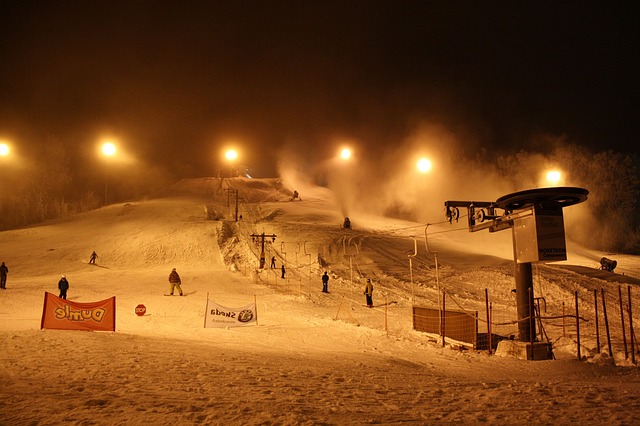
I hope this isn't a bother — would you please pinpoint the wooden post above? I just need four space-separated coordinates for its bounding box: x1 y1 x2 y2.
619 285 628 360
442 290 446 348
562 301 566 337
489 302 493 355
529 287 534 360
485 288 492 355
628 286 636 365
335 296 344 321
601 288 613 358
594 289 601 354
575 291 581 361
204 293 210 328
384 297 388 335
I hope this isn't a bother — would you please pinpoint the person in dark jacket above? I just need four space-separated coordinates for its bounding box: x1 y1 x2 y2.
364 278 373 307
281 264 286 279
58 275 69 299
89 251 98 264
168 268 183 296
322 271 329 293
0 262 8 289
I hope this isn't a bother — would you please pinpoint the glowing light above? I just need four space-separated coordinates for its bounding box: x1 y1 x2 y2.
416 158 432 173
225 149 239 161
0 143 9 157
546 170 562 184
340 148 352 160
101 142 117 157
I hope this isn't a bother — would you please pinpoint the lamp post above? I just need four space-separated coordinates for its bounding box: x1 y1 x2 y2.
101 141 117 205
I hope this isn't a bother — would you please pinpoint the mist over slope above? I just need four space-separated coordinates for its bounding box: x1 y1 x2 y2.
1 177 640 425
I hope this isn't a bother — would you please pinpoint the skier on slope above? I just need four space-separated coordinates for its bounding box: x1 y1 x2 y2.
364 278 374 307
58 275 69 299
322 271 329 293
168 268 184 296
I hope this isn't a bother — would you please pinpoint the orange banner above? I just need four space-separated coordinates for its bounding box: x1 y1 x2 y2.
40 292 116 331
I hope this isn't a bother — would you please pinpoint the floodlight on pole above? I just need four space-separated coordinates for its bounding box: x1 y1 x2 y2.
339 147 352 160
102 142 117 157
101 141 117 205
545 170 562 185
416 157 432 173
225 148 239 177
0 142 9 157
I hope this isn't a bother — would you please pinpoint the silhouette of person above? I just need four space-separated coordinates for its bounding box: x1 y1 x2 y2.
58 275 69 299
271 256 276 268
281 264 286 279
0 262 8 289
364 278 373 307
322 271 329 293
89 251 98 264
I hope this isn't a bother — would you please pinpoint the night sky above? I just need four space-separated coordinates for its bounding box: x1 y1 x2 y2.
1 1 638 178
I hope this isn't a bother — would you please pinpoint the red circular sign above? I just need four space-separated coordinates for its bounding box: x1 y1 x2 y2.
135 304 146 316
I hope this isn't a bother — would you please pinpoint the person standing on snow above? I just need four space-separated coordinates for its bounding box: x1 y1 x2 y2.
0 262 8 289
281 264 286 279
364 278 374 307
322 271 329 293
271 256 276 268
58 275 69 299
89 251 98 264
168 268 184 296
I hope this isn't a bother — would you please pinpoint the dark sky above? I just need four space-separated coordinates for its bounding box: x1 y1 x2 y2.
1 1 638 178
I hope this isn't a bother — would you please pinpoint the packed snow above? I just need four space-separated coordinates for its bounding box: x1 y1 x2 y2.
1 177 639 425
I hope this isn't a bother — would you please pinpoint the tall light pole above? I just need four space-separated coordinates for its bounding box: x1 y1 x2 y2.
101 141 117 205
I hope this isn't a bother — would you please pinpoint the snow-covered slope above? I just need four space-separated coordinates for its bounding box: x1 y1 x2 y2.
1 178 639 425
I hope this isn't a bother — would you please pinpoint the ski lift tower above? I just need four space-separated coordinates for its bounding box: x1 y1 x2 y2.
444 187 588 359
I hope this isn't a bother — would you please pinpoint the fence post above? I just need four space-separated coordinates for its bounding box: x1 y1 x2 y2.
489 302 493 354
619 285 628 360
628 286 636 365
384 297 388 335
335 296 345 321
442 290 446 348
601 288 613 358
594 289 601 354
485 288 492 355
575 291 581 361
562 301 566 338
529 287 534 360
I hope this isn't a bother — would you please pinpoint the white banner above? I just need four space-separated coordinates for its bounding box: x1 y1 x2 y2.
204 299 257 328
